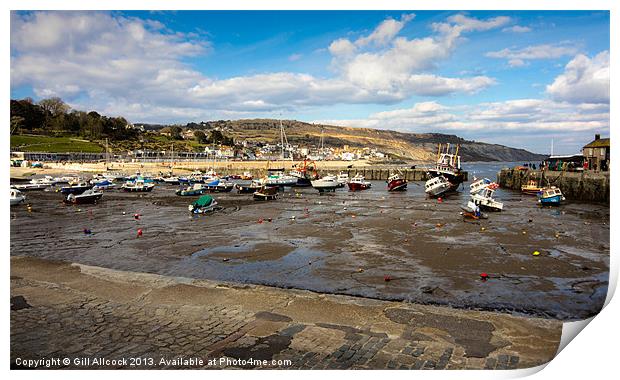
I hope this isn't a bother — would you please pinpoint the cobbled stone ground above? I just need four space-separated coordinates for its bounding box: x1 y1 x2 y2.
10 257 562 370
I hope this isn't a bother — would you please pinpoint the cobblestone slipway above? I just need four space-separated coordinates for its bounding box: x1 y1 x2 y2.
11 256 561 370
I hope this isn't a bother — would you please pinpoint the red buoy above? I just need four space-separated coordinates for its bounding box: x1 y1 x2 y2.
137 228 143 237
480 272 489 282
384 275 392 282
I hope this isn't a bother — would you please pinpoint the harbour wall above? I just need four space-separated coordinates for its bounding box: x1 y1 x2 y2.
497 168 609 204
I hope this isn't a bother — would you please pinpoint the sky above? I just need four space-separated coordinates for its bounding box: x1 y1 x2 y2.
10 10 610 154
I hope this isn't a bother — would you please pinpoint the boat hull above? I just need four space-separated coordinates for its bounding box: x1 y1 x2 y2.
387 179 407 191
65 194 103 204
61 186 92 195
348 182 371 191
539 195 564 205
122 186 154 192
235 184 262 194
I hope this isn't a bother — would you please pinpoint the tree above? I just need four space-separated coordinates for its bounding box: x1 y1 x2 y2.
194 130 207 144
170 126 183 140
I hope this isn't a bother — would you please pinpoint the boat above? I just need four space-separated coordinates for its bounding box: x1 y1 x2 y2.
253 185 279 201
31 175 58 186
65 189 103 204
235 183 262 194
427 143 465 191
460 200 488 220
290 159 319 187
521 179 544 196
60 182 93 195
179 171 205 184
188 195 219 214
469 178 493 194
424 175 451 197
387 174 407 191
471 187 503 211
336 172 349 187
204 179 234 193
13 182 49 191
176 183 206 196
538 186 566 206
348 175 371 191
259 170 298 187
160 176 180 185
121 178 155 192
241 171 253 180
311 176 340 193
92 180 115 190
10 188 26 206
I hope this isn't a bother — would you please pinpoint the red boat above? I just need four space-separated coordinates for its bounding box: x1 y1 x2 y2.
387 174 407 191
348 175 371 191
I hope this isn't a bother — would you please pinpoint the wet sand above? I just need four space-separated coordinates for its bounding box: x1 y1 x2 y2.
10 179 609 320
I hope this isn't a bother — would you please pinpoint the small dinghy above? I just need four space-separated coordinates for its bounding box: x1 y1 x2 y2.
461 200 488 220
188 195 219 214
65 189 103 204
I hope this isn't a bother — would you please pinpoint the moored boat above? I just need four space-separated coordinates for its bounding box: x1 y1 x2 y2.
387 174 407 191
121 178 155 192
289 159 319 187
204 179 234 193
188 195 219 214
253 185 279 200
311 176 340 193
469 178 492 194
259 170 298 187
348 175 371 191
427 143 465 191
92 180 115 190
60 182 93 195
522 180 544 195
336 172 349 187
14 182 49 191
235 183 262 194
461 200 488 220
65 189 103 204
424 175 451 197
471 187 503 211
176 183 206 196
10 188 26 206
538 186 565 206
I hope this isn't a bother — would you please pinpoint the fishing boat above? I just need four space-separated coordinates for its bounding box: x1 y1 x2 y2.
204 179 234 193
471 187 503 211
65 189 103 204
424 175 451 197
253 185 279 201
311 176 340 193
188 195 219 214
538 186 565 206
521 179 544 195
427 143 465 191
176 183 206 196
162 176 180 185
60 182 93 195
387 174 407 191
92 180 116 190
121 178 155 192
469 178 493 194
290 159 319 187
235 183 262 194
10 188 25 206
348 175 371 191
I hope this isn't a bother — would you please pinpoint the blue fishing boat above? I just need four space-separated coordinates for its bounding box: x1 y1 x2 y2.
538 186 566 206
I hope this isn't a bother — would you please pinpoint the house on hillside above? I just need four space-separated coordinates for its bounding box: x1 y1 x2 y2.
582 134 610 171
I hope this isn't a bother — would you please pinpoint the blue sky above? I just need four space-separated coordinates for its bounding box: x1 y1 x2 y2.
11 10 610 154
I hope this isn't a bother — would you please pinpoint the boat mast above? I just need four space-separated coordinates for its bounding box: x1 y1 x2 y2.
105 138 109 170
280 118 284 160
170 143 173 174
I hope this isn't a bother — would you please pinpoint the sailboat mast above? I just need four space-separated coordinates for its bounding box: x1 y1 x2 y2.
280 119 284 160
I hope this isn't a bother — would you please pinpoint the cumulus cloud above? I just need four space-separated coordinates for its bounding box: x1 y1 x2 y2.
486 43 578 66
11 11 503 122
546 51 610 104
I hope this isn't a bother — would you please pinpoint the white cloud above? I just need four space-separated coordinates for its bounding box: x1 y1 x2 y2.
486 43 578 66
288 53 302 61
11 11 503 122
546 51 610 104
502 25 532 33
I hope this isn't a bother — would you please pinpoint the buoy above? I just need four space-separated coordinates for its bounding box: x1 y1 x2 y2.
351 215 356 218
522 231 527 235
436 223 442 228
384 275 392 282
357 268 364 273
480 227 486 232
555 233 560 238
83 228 91 235
134 213 140 220
222 258 230 262
137 228 143 237
437 197 443 203
258 218 264 224
267 218 272 222
480 272 489 281
404 239 409 242
122 211 126 215
532 251 540 256
290 215 296 220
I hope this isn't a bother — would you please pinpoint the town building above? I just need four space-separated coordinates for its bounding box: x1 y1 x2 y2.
582 134 610 171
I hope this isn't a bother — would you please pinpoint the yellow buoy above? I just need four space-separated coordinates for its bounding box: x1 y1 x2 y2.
532 251 541 256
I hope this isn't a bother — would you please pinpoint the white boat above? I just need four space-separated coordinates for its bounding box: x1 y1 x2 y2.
65 189 103 204
427 143 465 191
425 175 451 197
259 172 298 187
10 188 26 206
162 176 180 185
336 172 349 187
471 187 503 211
14 182 49 191
121 178 155 192
469 178 493 194
311 176 340 192
31 176 58 186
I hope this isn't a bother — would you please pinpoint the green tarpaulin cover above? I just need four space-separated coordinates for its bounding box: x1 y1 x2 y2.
193 195 214 207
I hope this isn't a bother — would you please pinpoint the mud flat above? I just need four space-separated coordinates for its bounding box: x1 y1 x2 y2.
10 178 609 321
